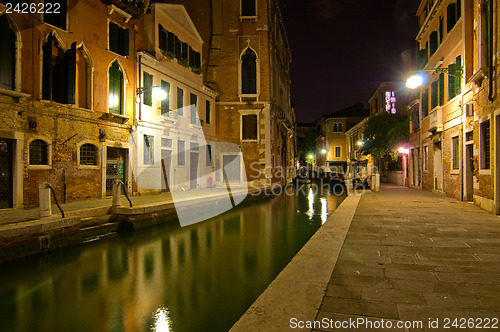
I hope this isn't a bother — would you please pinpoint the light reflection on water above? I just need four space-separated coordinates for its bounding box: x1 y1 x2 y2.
0 186 344 332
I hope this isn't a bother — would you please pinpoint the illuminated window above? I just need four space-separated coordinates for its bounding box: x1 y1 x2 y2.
108 61 123 114
335 146 341 158
161 80 170 115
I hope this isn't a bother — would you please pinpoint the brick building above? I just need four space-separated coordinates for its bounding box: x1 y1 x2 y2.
164 0 296 187
411 0 500 213
0 0 147 208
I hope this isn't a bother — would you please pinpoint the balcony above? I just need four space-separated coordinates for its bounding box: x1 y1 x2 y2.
428 107 443 133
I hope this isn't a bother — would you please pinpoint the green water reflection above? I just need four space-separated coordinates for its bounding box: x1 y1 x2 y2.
0 186 344 332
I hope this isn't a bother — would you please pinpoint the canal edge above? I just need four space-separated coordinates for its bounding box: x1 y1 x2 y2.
229 193 363 332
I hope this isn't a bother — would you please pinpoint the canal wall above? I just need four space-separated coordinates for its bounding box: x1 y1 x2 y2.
0 187 278 264
229 192 362 331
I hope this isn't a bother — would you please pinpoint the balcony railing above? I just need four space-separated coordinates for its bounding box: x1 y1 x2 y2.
428 106 443 133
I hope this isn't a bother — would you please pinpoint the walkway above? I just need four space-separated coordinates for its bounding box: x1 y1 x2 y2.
315 184 500 331
231 184 500 331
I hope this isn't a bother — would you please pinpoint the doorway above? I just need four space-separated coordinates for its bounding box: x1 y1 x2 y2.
190 151 199 189
161 149 172 192
465 143 473 201
106 147 127 195
433 142 443 191
0 138 13 209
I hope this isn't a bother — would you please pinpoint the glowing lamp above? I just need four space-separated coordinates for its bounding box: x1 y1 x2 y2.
406 74 424 89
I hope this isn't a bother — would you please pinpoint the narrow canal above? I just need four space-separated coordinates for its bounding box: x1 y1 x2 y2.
0 185 345 332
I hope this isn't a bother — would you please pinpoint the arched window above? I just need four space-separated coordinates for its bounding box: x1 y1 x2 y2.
0 15 16 91
332 123 338 132
80 143 98 165
108 61 123 114
338 123 343 132
29 139 49 165
241 48 257 94
43 35 77 104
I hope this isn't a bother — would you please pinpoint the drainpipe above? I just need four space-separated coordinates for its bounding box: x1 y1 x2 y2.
138 53 142 121
488 0 494 102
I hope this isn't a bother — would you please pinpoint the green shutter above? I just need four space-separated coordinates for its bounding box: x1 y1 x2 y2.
421 89 429 118
439 17 443 42
177 87 183 115
63 42 77 104
42 34 53 100
429 31 438 55
181 42 188 61
455 55 461 94
439 73 445 106
167 32 175 53
109 62 122 114
195 52 201 68
143 72 153 106
448 63 456 99
431 81 438 109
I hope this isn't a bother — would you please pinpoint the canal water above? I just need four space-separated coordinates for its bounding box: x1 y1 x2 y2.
0 185 345 332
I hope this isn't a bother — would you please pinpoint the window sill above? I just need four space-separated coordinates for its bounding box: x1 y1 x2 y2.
479 169 492 176
241 139 258 143
99 112 130 124
239 15 258 21
29 165 52 170
78 165 100 170
450 169 460 175
0 88 30 101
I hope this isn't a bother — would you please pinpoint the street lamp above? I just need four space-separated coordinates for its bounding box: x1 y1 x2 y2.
321 149 327 154
406 66 463 89
308 154 314 160
356 140 364 147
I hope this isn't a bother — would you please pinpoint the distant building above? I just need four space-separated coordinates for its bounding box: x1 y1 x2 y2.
315 103 369 174
296 122 316 165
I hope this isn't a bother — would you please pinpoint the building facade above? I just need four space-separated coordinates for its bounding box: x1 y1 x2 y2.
166 0 296 187
133 3 217 194
412 0 500 213
0 0 146 208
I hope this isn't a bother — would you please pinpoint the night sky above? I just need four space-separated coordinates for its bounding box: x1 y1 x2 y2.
279 0 421 122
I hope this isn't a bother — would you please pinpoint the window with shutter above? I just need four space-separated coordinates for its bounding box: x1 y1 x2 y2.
143 72 153 106
0 16 15 91
431 81 438 109
448 63 456 99
455 55 461 95
42 35 65 103
108 61 123 114
175 36 181 59
167 32 175 53
421 89 429 118
438 73 444 106
159 25 167 52
63 42 76 105
429 30 438 55
241 48 257 94
109 22 129 57
181 42 188 61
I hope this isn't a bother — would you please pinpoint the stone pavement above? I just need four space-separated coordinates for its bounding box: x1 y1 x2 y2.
315 184 500 331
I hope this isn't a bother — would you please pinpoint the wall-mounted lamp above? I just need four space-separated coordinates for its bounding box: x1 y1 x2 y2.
136 86 168 101
406 65 463 89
